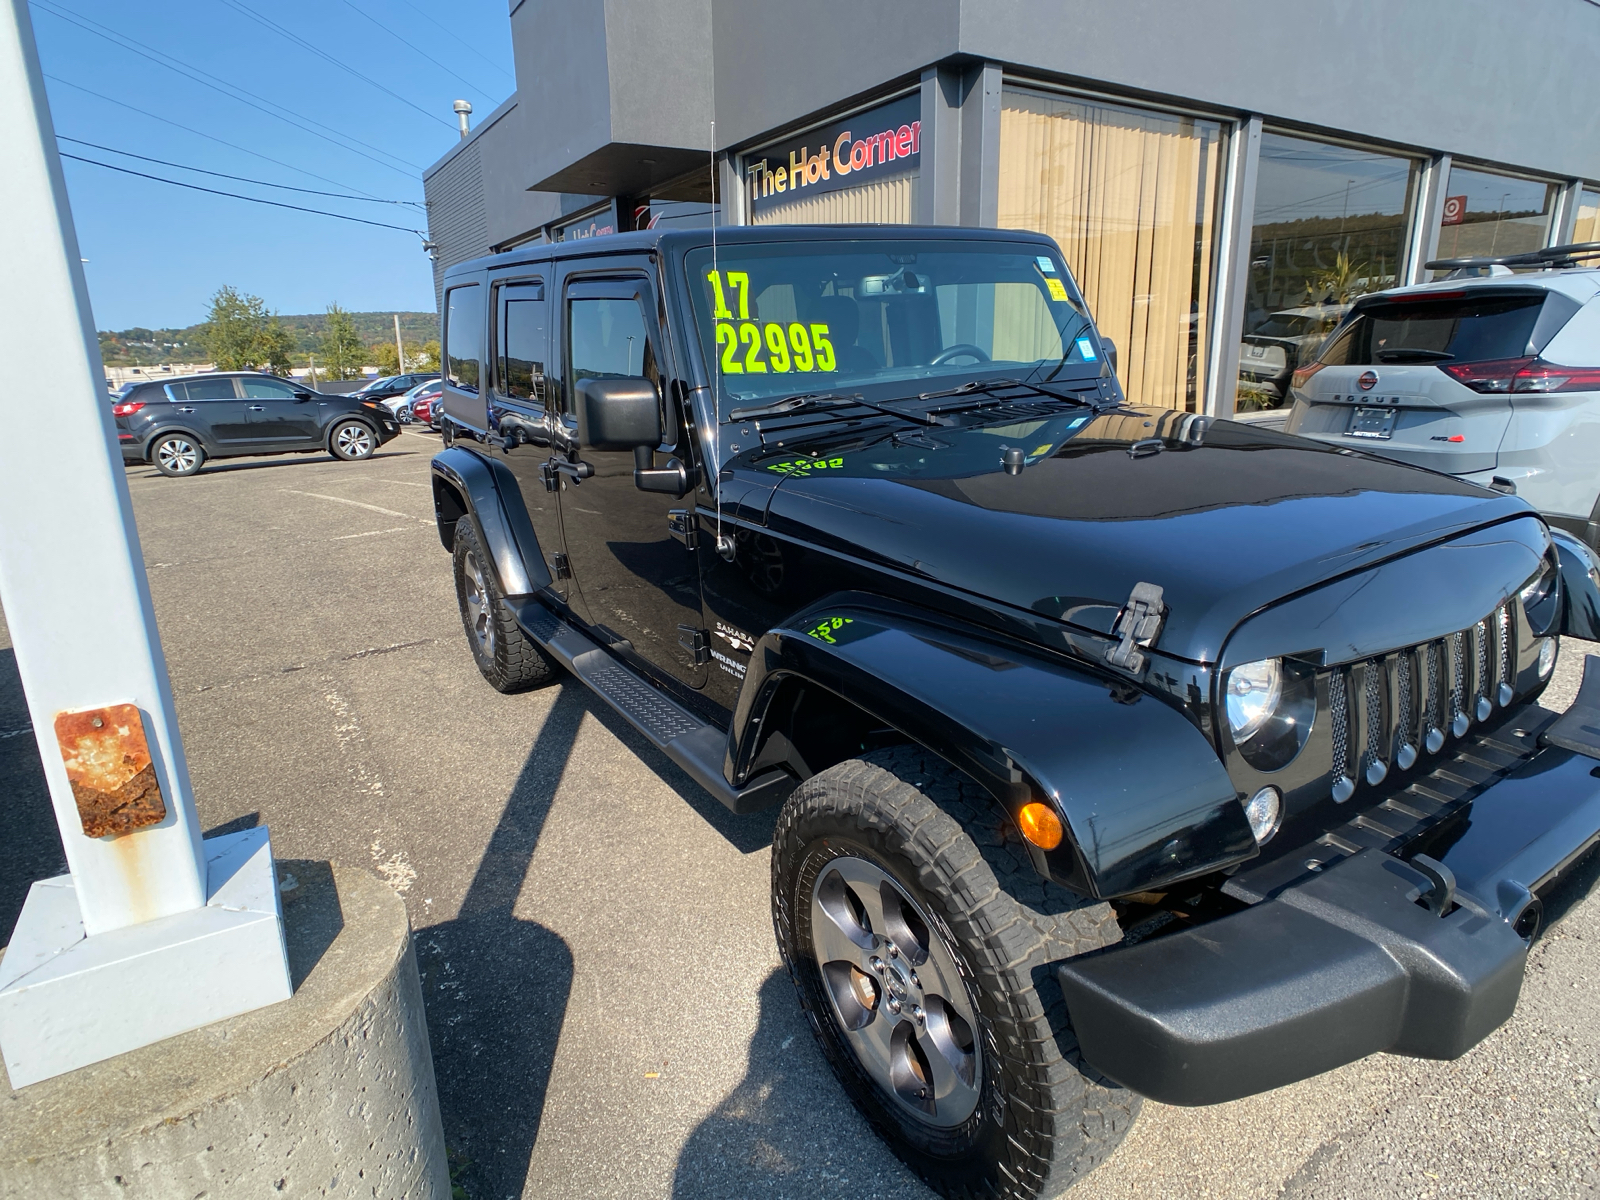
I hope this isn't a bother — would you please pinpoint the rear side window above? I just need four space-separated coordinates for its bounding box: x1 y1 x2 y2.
498 282 547 400
1321 292 1546 367
444 284 483 393
184 377 239 400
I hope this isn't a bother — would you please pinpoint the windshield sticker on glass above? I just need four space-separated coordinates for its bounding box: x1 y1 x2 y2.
1075 337 1097 361
689 243 1099 416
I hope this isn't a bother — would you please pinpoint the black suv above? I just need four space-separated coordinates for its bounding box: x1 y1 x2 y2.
428 226 1600 1199
114 371 400 476
353 372 440 401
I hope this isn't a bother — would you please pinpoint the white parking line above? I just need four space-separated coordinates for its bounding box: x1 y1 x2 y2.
280 489 430 524
330 526 415 540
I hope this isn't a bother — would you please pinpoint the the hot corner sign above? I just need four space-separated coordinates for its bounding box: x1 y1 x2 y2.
746 94 920 214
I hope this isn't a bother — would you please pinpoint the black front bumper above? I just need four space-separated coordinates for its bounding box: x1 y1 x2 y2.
1057 695 1600 1107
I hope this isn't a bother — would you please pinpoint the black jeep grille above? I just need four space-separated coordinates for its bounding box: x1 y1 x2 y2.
1328 599 1518 802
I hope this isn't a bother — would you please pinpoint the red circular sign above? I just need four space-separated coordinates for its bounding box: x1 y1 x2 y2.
1358 370 1378 391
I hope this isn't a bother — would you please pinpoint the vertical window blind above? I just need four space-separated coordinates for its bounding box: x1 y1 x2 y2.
998 88 1222 411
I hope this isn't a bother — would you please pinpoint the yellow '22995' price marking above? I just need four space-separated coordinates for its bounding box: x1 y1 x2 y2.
715 319 836 375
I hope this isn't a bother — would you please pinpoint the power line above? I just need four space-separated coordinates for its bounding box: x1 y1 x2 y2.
60 153 426 236
216 0 455 131
57 135 425 207
30 1 422 176
391 0 515 86
336 0 498 103
43 73 388 200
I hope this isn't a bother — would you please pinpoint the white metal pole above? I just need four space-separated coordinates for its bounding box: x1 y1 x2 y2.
0 0 207 935
393 312 405 374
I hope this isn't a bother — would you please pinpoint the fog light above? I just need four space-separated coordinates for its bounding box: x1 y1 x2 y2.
1538 637 1557 678
1243 786 1282 845
1018 801 1064 850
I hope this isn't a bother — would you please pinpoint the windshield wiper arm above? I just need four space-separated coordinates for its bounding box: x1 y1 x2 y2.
728 392 950 427
918 376 1110 410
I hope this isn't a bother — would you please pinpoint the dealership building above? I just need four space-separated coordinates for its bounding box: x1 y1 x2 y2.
423 0 1600 417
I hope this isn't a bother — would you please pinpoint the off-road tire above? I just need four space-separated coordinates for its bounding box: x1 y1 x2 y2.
772 745 1139 1200
452 518 557 692
151 433 204 477
329 418 377 461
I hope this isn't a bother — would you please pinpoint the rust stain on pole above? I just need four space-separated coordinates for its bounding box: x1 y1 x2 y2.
53 704 167 838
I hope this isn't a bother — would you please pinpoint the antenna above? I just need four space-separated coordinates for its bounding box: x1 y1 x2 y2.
711 120 734 561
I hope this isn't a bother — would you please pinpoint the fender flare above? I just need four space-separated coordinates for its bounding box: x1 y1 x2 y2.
430 446 551 597
730 594 1255 898
1551 527 1600 641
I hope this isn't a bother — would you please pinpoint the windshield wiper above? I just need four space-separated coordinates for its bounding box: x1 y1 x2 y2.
728 392 950 427
918 376 1111 411
1375 348 1455 363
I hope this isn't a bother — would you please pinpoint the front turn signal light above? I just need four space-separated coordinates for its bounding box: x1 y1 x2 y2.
1018 802 1064 850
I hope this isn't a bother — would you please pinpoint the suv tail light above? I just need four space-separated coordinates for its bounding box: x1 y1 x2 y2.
1289 361 1324 391
1441 357 1600 394
111 401 145 416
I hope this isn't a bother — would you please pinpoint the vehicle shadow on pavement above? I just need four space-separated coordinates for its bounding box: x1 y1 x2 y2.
579 696 779 855
0 649 67 946
125 451 417 480
417 685 582 1200
671 970 934 1200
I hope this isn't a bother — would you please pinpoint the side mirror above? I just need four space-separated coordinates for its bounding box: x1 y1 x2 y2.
575 376 661 450
294 391 315 402
1100 336 1118 376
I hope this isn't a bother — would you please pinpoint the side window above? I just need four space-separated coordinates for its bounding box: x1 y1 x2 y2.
497 283 547 401
165 382 188 402
444 284 483 393
186 378 239 400
568 298 655 388
239 377 298 398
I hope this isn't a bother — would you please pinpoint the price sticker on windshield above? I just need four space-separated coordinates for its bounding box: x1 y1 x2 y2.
707 270 837 376
1045 277 1069 302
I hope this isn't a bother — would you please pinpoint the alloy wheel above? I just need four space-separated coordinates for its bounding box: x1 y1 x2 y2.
156 438 198 474
463 549 495 659
810 856 982 1127
336 423 374 458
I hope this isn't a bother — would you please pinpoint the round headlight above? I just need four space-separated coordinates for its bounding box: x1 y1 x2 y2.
1538 636 1558 678
1243 786 1283 844
1226 658 1283 744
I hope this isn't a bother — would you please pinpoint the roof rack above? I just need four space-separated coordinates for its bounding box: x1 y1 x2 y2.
1425 241 1600 273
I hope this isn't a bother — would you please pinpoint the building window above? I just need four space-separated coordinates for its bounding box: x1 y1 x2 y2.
1573 187 1600 245
1237 133 1418 413
997 87 1223 412
1433 165 1556 264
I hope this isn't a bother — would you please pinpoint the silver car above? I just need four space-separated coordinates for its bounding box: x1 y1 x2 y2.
1284 246 1600 548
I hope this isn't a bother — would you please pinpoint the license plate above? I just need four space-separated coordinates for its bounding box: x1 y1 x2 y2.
1247 344 1266 358
1346 407 1396 439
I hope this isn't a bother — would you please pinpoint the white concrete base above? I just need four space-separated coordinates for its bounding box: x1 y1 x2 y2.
0 828 291 1087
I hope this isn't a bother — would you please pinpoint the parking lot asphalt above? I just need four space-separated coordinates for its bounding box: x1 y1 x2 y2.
2 430 1598 1200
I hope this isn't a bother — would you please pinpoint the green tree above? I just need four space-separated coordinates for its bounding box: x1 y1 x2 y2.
260 315 296 376
320 304 364 380
415 339 441 372
203 285 272 370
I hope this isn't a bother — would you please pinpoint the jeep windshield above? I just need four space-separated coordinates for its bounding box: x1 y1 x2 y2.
683 239 1106 420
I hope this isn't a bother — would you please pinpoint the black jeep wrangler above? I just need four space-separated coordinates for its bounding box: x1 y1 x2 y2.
429 225 1600 1198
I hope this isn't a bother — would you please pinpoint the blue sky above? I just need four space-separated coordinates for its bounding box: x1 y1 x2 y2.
31 0 514 330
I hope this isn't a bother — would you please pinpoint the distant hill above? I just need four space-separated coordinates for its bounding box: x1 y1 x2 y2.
98 312 438 366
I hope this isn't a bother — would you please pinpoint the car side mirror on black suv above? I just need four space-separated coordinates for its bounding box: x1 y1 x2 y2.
574 376 690 496
294 390 315 402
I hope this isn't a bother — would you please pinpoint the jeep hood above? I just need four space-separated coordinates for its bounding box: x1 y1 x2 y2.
753 409 1534 663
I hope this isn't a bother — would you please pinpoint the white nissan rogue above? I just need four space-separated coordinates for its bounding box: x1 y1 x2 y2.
1284 243 1600 548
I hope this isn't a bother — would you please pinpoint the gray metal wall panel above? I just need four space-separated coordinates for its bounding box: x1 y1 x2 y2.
704 0 1596 182
424 141 488 312
510 1 617 190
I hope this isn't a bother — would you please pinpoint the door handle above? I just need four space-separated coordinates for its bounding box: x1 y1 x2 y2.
246 405 265 412
541 458 594 490
176 406 195 413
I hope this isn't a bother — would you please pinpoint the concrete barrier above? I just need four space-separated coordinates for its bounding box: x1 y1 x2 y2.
0 861 448 1198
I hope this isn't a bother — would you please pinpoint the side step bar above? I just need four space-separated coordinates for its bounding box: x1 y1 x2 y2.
513 601 794 814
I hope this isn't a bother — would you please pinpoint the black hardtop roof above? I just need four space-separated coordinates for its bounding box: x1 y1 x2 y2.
443 223 1060 283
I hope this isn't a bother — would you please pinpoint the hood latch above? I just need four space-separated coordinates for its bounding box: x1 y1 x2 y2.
1106 582 1166 674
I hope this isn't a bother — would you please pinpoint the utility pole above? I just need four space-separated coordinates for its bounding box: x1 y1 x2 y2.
309 352 318 388
393 312 405 374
